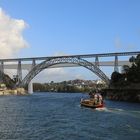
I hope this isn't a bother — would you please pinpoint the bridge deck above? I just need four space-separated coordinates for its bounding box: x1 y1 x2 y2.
0 51 139 62
3 61 130 70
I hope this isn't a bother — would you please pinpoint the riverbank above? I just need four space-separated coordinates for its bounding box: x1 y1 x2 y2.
0 88 28 95
103 88 140 103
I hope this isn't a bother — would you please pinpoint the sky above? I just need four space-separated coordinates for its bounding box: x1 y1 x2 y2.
0 0 140 82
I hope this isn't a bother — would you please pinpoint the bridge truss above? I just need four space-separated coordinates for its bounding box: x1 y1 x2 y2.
0 51 140 88
19 57 110 87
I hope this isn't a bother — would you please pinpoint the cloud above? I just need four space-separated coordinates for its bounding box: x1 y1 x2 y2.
127 44 136 51
0 8 28 58
0 7 98 82
33 67 88 83
54 52 68 56
114 36 136 51
115 36 122 49
32 65 100 83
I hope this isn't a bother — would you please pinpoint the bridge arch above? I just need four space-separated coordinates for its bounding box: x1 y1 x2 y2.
19 57 110 87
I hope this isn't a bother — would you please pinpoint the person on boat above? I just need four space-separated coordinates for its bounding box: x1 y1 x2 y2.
97 94 102 105
89 90 97 98
93 94 97 105
88 90 103 105
92 93 103 105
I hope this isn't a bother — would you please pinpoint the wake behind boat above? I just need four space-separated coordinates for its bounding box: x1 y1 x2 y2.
80 92 104 109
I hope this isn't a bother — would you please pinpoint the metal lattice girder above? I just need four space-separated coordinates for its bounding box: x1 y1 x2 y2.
95 56 99 67
19 57 110 87
32 59 36 69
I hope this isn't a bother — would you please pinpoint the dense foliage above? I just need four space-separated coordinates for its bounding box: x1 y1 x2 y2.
33 82 91 93
110 54 140 87
33 80 106 93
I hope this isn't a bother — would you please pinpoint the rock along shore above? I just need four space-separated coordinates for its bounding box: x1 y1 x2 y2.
103 88 140 103
0 88 28 95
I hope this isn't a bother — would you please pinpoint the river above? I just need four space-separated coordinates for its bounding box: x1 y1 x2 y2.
0 92 140 140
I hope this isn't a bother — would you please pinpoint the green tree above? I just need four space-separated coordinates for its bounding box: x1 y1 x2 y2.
110 54 140 87
127 54 140 83
122 65 130 74
111 72 123 83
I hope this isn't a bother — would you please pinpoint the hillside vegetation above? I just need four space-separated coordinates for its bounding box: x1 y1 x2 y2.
106 54 140 102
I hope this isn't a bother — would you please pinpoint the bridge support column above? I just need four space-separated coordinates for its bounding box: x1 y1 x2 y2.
95 56 99 67
0 61 4 82
17 60 22 84
32 59 36 67
27 59 36 94
28 80 33 94
114 55 119 72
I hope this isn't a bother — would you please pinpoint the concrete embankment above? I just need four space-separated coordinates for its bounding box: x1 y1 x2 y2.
0 88 28 95
103 89 140 103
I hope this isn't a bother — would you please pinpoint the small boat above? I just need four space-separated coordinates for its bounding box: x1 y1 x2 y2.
80 93 104 108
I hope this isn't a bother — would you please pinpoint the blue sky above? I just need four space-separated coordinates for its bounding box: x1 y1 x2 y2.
1 0 140 57
0 0 140 82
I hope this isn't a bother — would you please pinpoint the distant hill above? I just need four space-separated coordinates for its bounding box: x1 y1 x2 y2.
33 79 107 93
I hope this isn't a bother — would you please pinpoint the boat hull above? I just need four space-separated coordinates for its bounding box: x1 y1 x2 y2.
80 99 104 109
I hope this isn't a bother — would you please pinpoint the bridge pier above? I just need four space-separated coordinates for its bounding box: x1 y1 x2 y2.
28 80 33 94
0 61 4 82
114 55 119 72
95 56 99 67
27 59 36 94
17 60 22 84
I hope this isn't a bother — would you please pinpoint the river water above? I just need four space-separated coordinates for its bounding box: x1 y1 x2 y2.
0 92 140 140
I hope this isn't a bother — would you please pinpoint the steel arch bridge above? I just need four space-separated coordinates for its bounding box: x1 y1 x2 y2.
19 57 110 87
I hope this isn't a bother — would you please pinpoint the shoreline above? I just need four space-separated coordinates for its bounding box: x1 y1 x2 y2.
102 88 140 103
0 88 28 95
